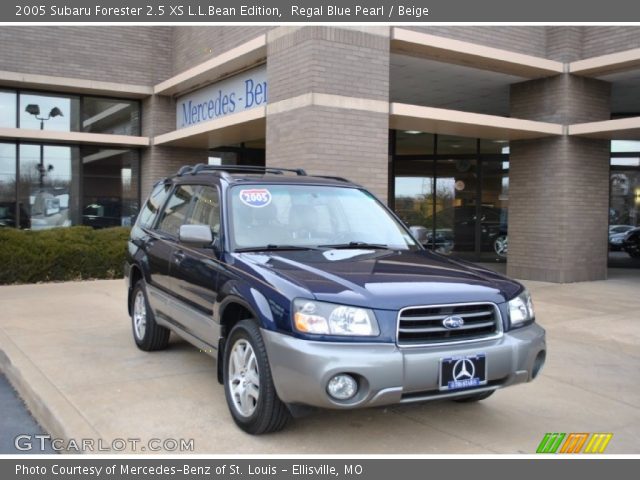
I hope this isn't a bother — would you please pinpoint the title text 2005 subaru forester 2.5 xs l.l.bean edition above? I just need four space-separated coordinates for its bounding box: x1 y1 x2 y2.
125 165 546 434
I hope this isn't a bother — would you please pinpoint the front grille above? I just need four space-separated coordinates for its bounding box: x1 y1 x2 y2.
397 303 500 346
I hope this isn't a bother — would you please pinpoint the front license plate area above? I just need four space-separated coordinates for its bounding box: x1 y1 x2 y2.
439 354 487 391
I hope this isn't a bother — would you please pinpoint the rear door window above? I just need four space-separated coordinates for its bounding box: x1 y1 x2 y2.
185 186 221 236
156 184 198 237
137 182 171 229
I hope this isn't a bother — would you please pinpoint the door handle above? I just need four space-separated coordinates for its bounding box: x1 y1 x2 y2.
173 250 186 263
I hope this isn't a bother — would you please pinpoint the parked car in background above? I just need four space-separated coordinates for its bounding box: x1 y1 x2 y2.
409 226 454 254
609 225 635 251
82 199 122 229
622 227 640 258
0 202 31 229
415 206 508 258
125 164 546 434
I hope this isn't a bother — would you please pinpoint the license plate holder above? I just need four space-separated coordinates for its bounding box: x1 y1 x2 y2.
439 353 487 391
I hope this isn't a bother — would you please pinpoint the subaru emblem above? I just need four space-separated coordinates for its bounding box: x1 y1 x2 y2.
442 315 465 329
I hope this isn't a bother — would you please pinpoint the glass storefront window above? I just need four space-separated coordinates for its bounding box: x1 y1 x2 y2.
82 97 140 136
19 144 79 230
0 141 141 230
480 160 509 260
81 147 140 227
610 161 640 227
480 139 510 154
435 158 479 256
0 143 19 228
395 131 435 155
392 130 509 261
0 91 17 128
611 140 640 153
436 135 477 155
394 159 435 231
609 155 640 268
209 141 266 166
20 92 80 132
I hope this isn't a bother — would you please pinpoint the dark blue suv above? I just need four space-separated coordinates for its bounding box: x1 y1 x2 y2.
125 165 546 434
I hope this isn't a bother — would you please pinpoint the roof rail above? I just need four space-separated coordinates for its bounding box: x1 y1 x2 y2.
311 175 351 183
176 164 307 177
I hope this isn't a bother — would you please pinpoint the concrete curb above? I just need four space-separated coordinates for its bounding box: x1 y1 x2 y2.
0 329 101 454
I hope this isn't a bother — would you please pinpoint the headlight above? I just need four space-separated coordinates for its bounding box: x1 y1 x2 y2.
293 299 379 336
508 289 535 328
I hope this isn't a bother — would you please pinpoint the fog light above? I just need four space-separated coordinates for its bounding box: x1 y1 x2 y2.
327 374 358 400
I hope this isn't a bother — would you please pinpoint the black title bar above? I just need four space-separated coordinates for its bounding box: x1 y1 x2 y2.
4 0 640 22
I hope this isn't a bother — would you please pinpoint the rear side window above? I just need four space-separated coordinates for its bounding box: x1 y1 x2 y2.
137 183 171 229
156 185 197 236
186 186 221 236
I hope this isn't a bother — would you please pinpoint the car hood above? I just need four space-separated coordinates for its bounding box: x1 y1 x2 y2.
231 249 521 310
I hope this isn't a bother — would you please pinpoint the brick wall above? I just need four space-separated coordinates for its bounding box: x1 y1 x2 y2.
582 27 640 58
171 26 272 75
510 74 611 124
404 26 547 57
508 75 611 282
0 26 172 85
267 27 389 102
546 26 584 62
140 94 207 199
267 106 389 201
140 146 208 200
266 27 390 202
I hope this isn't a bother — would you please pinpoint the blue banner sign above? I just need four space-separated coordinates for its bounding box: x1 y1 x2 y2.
176 65 267 129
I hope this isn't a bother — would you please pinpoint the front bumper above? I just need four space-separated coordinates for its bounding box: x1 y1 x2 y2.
262 324 546 409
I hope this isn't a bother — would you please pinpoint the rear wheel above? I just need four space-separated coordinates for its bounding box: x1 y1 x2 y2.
131 281 170 351
223 320 290 434
452 390 495 403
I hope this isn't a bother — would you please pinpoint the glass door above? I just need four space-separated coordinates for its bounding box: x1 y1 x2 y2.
609 156 640 268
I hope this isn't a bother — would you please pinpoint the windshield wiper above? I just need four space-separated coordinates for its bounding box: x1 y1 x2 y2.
235 244 321 253
319 241 390 249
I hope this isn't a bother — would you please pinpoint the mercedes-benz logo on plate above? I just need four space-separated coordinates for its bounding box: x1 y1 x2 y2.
442 315 465 329
452 358 476 381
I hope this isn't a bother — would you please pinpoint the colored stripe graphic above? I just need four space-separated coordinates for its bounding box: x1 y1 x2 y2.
560 433 589 453
584 433 613 453
536 433 566 453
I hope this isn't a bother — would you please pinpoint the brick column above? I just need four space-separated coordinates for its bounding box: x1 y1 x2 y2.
265 27 390 203
508 74 611 282
140 95 208 200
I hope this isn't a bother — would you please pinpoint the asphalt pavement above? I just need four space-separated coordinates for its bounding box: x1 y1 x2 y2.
0 373 54 454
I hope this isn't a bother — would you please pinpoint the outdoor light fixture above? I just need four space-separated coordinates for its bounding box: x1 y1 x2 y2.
49 107 63 118
25 104 40 116
23 103 63 188
24 104 64 123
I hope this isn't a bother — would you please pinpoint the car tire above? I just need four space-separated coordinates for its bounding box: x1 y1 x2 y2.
131 280 170 351
223 320 290 435
452 390 495 403
493 234 508 259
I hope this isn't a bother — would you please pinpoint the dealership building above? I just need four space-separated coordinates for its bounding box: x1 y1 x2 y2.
1 26 639 282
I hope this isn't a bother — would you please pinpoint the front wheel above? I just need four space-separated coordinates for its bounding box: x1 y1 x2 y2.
223 320 290 434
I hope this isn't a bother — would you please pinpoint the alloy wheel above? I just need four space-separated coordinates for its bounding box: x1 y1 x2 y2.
228 339 260 417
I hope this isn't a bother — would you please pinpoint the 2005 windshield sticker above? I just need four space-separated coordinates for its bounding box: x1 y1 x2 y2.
239 188 272 208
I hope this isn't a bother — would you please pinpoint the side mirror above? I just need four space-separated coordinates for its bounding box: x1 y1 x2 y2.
179 224 213 247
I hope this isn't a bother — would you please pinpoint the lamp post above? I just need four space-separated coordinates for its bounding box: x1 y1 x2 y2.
24 104 63 189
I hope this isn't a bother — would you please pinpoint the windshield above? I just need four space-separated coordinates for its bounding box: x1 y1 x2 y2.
229 184 418 251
